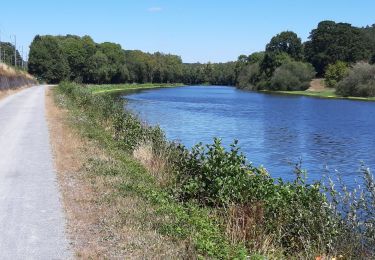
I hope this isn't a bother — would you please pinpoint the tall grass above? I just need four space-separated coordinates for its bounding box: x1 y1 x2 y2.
58 82 375 259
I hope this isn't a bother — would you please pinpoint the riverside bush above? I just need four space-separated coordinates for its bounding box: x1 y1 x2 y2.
269 61 316 91
336 62 375 97
324 61 349 88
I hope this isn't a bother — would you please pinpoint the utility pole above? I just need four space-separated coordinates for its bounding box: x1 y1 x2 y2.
21 46 24 69
14 35 17 67
0 29 2 63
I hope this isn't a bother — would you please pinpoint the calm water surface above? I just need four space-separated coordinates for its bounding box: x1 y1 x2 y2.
123 86 375 185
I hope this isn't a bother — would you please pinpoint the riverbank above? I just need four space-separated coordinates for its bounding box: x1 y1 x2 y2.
89 83 185 94
50 83 246 259
267 89 375 101
54 82 374 259
260 78 375 101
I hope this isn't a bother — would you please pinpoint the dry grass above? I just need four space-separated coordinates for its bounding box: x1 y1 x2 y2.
225 203 280 257
0 63 34 79
0 87 26 101
46 87 186 259
133 142 173 186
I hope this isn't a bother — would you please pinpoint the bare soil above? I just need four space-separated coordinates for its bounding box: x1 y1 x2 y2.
308 78 325 92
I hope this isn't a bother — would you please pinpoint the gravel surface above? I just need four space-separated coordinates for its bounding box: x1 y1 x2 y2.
0 85 71 259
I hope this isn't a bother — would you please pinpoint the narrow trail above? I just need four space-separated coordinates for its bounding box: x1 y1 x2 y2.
0 85 71 259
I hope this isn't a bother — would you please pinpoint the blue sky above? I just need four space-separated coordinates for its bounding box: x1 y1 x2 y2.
1 0 374 63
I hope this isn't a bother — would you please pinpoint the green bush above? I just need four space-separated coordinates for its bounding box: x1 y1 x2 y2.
172 139 339 254
325 61 349 88
237 63 262 90
336 62 375 97
269 61 316 91
173 138 272 206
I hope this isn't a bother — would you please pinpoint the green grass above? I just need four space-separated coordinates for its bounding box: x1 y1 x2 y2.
262 88 375 101
88 83 185 94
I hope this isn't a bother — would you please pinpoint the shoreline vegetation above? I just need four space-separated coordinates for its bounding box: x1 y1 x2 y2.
263 88 375 101
90 82 375 102
55 81 375 259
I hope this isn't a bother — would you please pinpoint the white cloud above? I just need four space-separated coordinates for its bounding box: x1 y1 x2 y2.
148 7 162 12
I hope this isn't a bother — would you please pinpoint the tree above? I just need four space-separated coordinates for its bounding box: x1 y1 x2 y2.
260 52 292 78
86 51 110 84
266 31 303 60
305 21 370 75
98 42 126 83
59 35 96 82
247 52 265 64
324 61 349 88
28 35 70 83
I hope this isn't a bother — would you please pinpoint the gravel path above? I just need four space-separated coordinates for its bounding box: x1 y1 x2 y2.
0 85 71 259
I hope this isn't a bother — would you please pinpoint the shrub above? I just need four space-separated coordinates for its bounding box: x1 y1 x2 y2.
324 61 349 88
269 61 316 91
172 138 272 206
237 63 262 90
336 62 375 97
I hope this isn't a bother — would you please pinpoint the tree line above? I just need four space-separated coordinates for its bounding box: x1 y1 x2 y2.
28 20 375 94
28 34 236 85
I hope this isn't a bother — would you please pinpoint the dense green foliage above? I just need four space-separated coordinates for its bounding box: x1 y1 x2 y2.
324 61 349 88
336 62 375 97
265 31 303 60
28 36 70 83
305 21 373 75
58 82 375 259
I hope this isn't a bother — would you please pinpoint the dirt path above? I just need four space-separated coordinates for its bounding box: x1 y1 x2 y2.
308 78 325 91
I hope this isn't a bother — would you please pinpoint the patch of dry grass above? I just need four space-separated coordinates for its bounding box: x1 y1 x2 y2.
46 88 187 259
133 142 174 187
0 87 25 101
0 63 34 79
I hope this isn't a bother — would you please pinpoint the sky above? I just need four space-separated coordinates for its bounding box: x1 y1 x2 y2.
0 0 374 63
